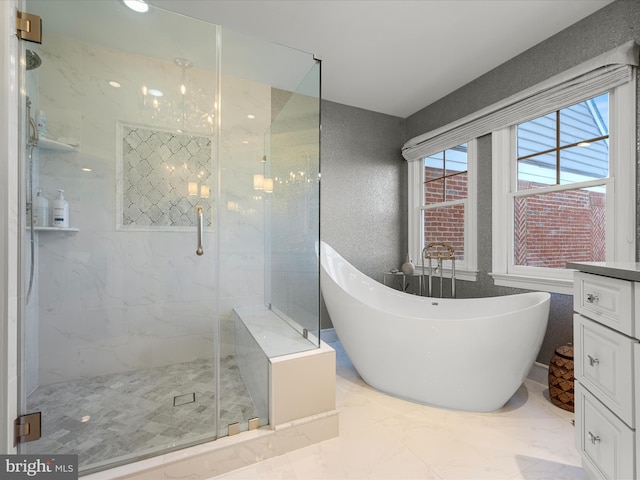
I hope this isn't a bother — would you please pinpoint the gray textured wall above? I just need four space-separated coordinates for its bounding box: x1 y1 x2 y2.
320 100 406 328
319 0 640 363
405 0 640 364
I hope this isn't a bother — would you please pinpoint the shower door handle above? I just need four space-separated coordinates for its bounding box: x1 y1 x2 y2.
196 205 204 256
28 116 39 144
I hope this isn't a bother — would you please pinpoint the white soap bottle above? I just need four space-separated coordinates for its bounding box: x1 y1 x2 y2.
32 188 50 227
52 189 69 228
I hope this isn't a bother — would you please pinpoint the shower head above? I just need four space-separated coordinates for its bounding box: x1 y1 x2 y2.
26 50 42 70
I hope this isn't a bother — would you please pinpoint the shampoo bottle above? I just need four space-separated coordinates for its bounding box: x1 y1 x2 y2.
32 188 50 227
52 189 69 228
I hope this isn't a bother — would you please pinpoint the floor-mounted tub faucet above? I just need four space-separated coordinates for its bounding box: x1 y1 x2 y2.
421 242 456 298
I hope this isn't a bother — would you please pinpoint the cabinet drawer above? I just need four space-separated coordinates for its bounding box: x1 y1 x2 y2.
575 382 635 480
574 272 634 336
574 314 636 426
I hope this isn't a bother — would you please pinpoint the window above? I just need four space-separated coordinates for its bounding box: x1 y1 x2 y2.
492 82 635 294
408 140 477 280
515 94 608 267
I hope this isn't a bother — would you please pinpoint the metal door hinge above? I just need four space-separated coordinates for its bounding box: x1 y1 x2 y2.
14 412 42 445
17 11 42 44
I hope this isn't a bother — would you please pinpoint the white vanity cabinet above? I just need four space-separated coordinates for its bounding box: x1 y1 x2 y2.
568 262 640 480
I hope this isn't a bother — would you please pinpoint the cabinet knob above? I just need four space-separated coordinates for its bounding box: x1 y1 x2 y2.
586 293 599 303
587 354 600 367
588 431 601 444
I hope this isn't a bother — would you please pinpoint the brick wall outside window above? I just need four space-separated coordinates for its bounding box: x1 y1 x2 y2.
423 168 467 261
423 168 605 268
514 180 605 268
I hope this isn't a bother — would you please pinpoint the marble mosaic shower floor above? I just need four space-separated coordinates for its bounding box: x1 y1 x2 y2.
26 355 258 468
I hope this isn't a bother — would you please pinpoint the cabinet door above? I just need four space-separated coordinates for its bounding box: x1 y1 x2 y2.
574 314 636 426
575 382 635 480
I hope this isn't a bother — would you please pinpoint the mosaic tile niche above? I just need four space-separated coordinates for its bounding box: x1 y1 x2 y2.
118 123 213 230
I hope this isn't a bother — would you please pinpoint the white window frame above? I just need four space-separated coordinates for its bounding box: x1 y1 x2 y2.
491 79 636 294
408 139 477 281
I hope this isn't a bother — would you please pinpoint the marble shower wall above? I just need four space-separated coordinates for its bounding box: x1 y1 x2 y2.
32 33 269 385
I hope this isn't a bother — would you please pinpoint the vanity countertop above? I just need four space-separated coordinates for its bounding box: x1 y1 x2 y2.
566 261 640 282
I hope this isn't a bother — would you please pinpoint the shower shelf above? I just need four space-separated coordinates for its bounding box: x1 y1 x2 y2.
37 138 78 152
31 226 79 232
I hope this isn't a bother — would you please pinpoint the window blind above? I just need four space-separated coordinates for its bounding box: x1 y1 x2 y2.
402 40 639 162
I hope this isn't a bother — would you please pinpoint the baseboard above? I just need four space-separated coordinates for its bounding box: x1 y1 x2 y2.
527 361 548 386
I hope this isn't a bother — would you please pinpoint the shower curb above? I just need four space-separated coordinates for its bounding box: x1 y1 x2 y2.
84 410 339 480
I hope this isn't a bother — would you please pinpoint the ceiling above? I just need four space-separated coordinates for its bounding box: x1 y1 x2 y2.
149 0 615 118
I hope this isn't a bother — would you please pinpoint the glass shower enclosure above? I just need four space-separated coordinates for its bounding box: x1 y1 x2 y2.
16 0 320 474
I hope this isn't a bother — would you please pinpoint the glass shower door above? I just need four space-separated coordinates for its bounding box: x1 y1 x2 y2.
18 0 221 473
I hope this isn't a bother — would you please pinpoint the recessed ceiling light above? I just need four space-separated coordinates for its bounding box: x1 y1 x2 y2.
148 88 163 97
247 114 256 119
82 168 92 172
108 81 121 88
123 0 149 13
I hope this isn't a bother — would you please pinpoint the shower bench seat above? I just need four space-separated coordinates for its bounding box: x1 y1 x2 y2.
233 305 337 428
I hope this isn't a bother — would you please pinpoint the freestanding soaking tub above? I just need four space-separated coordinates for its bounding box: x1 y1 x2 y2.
320 242 550 412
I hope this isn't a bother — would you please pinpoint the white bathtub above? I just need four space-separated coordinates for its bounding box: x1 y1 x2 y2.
320 242 550 412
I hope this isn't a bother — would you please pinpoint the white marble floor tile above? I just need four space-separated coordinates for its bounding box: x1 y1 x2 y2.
207 340 581 480
208 454 298 480
285 421 442 479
